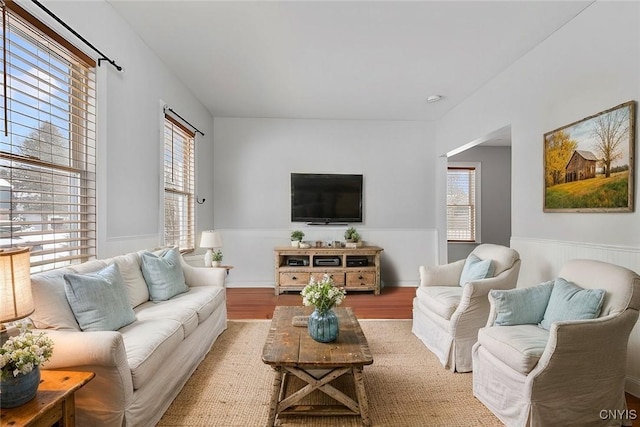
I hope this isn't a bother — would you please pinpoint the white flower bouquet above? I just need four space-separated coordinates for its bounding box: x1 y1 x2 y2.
0 327 54 379
301 274 346 313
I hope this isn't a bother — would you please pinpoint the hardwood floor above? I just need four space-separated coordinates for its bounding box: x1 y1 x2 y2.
226 286 640 421
226 286 414 320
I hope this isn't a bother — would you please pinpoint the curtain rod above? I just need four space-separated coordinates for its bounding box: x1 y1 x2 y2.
164 106 205 137
30 0 123 72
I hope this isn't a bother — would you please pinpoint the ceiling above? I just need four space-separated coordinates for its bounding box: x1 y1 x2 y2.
107 1 592 123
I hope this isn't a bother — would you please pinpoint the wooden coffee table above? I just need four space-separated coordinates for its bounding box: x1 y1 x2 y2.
262 306 373 426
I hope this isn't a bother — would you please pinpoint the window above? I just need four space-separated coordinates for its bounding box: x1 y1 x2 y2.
447 164 479 242
163 114 195 251
0 2 96 272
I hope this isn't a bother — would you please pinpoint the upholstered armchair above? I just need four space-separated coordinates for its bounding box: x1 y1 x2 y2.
472 259 640 427
412 244 521 372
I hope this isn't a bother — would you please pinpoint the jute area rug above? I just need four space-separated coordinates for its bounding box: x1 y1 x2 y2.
158 320 503 426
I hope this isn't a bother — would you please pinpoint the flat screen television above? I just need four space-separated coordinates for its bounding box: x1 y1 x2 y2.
291 173 363 224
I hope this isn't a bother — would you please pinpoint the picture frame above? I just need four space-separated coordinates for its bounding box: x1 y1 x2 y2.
543 101 636 212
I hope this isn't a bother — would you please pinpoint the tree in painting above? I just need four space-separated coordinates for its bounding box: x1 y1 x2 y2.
544 129 577 187
591 106 630 178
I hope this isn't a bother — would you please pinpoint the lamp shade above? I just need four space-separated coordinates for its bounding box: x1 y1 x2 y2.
0 247 34 323
199 231 223 249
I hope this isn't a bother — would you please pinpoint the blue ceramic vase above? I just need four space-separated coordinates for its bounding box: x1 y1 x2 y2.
308 308 339 343
0 366 41 408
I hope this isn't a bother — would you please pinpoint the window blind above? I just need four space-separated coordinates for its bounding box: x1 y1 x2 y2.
447 167 476 242
163 114 195 251
0 1 96 272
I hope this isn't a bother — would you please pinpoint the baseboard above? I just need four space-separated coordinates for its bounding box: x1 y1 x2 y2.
626 376 640 398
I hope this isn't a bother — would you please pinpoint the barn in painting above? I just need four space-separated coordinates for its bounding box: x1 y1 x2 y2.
565 150 598 183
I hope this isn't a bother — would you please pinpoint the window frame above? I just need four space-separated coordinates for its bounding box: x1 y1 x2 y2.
1 1 97 272
446 162 481 243
162 113 195 252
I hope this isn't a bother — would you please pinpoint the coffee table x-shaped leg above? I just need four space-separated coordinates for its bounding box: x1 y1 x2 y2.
266 365 371 426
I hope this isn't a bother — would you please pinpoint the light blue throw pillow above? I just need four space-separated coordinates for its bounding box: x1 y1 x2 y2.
141 247 188 301
539 277 605 330
64 263 136 331
491 281 554 326
459 254 494 287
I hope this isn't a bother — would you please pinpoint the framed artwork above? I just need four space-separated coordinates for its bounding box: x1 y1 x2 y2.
543 101 636 212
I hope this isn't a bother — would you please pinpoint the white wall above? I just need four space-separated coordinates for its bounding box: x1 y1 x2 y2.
436 1 640 395
212 118 438 287
28 0 216 256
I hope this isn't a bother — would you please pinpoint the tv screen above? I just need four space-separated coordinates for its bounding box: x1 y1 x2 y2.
291 173 363 224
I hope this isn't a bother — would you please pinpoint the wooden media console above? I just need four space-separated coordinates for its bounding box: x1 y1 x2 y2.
273 246 383 295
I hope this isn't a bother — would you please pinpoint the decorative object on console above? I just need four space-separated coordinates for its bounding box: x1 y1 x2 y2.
543 100 635 212
290 230 305 247
301 274 346 343
344 227 362 248
0 247 54 408
200 230 223 267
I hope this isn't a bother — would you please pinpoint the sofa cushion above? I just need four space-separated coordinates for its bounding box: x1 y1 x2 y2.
135 301 199 338
168 286 226 323
63 264 136 332
141 247 188 301
478 325 549 375
539 277 605 330
120 318 184 390
30 269 80 330
459 254 494 287
112 252 150 307
491 281 554 326
415 286 463 320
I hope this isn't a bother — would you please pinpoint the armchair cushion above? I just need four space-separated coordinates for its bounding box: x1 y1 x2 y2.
63 263 136 332
539 277 605 330
459 254 494 287
491 281 554 326
477 324 549 374
415 286 463 320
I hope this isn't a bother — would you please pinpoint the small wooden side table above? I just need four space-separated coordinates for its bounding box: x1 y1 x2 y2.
218 265 234 275
1 370 94 427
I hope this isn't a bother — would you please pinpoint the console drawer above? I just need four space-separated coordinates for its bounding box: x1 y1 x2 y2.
279 272 310 287
310 272 346 286
346 271 375 287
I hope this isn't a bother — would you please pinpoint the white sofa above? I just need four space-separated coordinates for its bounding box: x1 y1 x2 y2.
29 248 228 427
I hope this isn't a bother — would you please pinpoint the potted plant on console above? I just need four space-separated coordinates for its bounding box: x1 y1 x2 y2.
344 227 362 248
211 250 223 267
291 230 305 247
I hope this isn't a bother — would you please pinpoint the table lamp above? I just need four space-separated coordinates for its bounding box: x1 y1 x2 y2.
0 247 33 340
199 231 222 267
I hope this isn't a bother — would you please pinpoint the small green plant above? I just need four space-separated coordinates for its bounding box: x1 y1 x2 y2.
290 230 305 241
344 227 360 242
212 250 223 262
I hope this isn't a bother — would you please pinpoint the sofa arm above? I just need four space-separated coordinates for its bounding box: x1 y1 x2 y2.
181 261 226 287
37 329 133 426
40 329 131 382
419 259 465 287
